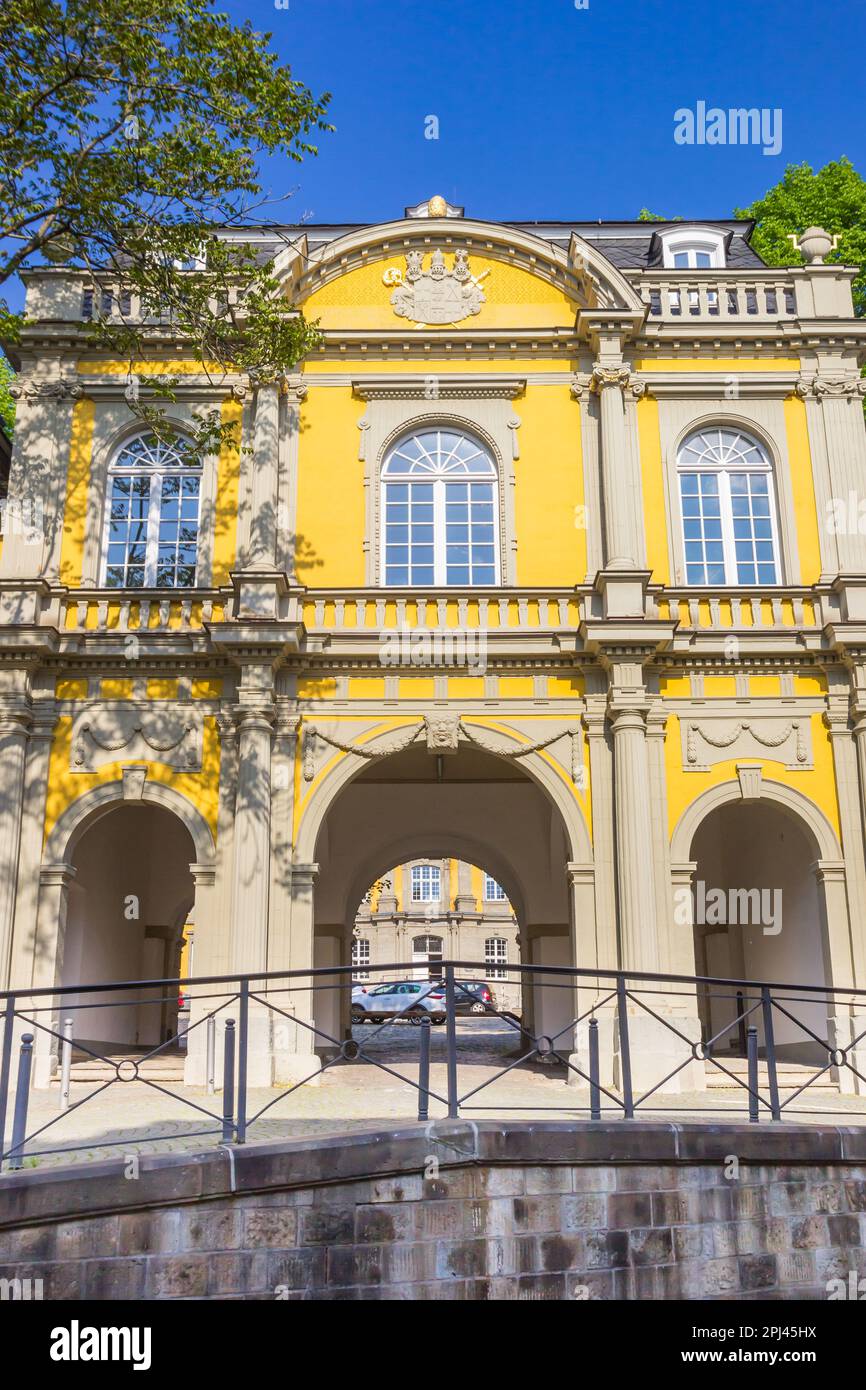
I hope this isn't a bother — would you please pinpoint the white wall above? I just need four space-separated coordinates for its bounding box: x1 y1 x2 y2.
62 804 195 1048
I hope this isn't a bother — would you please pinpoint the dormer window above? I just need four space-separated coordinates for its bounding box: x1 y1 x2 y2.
658 227 727 271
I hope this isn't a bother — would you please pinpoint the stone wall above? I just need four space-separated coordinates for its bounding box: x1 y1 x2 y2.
1 1123 865 1300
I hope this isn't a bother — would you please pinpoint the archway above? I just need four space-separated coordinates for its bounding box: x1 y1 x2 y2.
300 735 594 1070
678 786 841 1063
59 801 198 1051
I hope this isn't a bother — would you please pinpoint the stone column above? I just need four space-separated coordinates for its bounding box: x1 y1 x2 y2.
234 378 289 619
590 365 637 569
279 376 308 582
267 711 300 973
2 377 81 582
230 700 274 975
31 862 76 1088
582 695 617 970
9 701 57 990
247 379 281 571
824 700 866 987
0 687 32 989
605 654 659 976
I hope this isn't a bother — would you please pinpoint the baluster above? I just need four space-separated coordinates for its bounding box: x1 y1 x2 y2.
436 598 447 628
335 599 346 627
497 598 509 629
771 598 783 628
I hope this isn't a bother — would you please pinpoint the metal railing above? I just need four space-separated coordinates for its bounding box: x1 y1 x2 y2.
2 960 866 1171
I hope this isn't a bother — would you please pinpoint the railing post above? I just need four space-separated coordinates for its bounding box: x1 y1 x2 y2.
9 1033 34 1171
206 1013 216 1095
0 995 16 1173
222 1018 236 1143
616 975 634 1119
444 965 459 1119
589 1016 601 1120
736 991 747 1056
747 1025 760 1124
761 986 781 1121
59 1018 73 1113
417 1014 431 1121
236 980 249 1145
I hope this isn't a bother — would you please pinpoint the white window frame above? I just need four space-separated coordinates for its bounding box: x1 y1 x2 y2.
483 874 507 902
101 431 202 589
380 427 501 588
484 937 508 980
659 227 726 270
677 428 782 587
352 937 370 981
411 864 441 903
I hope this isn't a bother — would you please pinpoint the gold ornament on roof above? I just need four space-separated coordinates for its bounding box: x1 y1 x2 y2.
427 194 448 218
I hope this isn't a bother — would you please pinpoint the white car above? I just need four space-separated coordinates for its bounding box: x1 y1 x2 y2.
351 980 446 1025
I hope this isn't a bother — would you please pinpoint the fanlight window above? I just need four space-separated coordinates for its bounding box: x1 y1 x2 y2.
103 432 201 588
677 428 780 586
381 428 499 586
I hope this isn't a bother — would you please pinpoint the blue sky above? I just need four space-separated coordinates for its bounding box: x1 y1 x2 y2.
221 0 866 225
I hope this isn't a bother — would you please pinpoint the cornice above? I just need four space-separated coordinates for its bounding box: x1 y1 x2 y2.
351 374 527 401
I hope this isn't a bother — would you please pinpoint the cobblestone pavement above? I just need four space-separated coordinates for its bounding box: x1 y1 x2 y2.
5 1020 866 1171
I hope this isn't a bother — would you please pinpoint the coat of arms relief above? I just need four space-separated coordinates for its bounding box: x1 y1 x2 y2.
383 248 488 326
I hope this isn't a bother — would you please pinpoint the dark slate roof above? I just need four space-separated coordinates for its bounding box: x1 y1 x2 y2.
220 217 767 270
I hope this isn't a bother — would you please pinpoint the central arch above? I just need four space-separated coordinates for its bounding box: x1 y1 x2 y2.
295 729 595 1062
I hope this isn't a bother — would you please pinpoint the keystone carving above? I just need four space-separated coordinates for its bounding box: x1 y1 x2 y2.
424 713 461 754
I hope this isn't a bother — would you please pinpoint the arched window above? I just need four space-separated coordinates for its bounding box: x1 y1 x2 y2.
381 428 499 586
677 428 780 586
103 431 202 588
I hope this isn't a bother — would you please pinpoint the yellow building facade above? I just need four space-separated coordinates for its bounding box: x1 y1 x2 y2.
2 201 866 1091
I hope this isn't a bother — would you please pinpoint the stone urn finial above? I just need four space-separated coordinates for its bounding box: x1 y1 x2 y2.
789 226 839 265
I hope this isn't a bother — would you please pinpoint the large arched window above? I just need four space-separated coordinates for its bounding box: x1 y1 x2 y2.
381 428 499 586
677 428 780 586
103 432 202 588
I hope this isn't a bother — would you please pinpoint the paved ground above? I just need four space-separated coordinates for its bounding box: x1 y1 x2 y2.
5 1019 866 1171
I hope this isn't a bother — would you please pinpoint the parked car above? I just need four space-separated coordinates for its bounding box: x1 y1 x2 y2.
452 980 498 1015
352 980 446 1025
